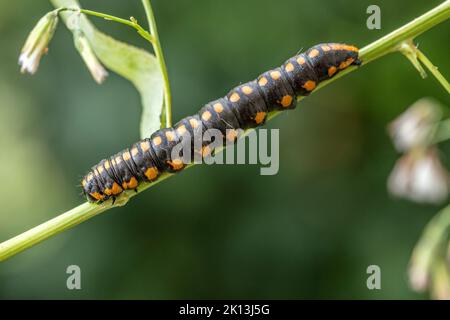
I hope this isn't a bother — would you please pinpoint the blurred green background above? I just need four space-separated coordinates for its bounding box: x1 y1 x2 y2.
0 0 449 299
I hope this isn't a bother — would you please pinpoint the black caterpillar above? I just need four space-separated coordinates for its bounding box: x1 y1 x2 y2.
82 43 361 202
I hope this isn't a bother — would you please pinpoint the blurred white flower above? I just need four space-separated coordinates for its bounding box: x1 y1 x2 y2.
388 148 449 204
74 32 108 84
19 10 59 74
388 98 441 152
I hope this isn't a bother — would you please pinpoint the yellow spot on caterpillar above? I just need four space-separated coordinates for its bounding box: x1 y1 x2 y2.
140 141 150 152
258 77 268 86
87 173 94 181
131 147 139 157
213 103 224 113
145 167 159 180
123 151 131 161
153 136 162 146
82 179 86 187
270 71 281 80
115 156 122 164
202 111 212 121
165 131 176 142
104 160 111 170
285 63 295 72
229 92 240 102
297 56 306 65
321 45 331 51
339 58 354 69
90 192 104 201
242 85 253 95
328 66 337 77
280 95 293 107
189 118 199 128
97 165 104 174
167 158 184 170
254 112 266 124
308 49 320 58
302 80 316 91
176 125 187 135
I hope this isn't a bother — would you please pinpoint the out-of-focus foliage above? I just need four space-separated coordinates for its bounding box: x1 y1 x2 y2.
0 0 449 299
53 0 164 138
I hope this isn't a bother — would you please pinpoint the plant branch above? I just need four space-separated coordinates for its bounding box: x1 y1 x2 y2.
416 49 450 94
60 7 156 44
1 0 449 262
142 0 173 128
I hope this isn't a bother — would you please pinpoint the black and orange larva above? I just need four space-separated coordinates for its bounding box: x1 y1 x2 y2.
82 43 361 202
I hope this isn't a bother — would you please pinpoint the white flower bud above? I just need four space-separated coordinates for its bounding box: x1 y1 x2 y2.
388 98 441 152
388 148 449 204
19 10 59 74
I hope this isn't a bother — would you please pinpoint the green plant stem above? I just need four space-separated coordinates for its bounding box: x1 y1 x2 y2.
1 1 449 262
60 8 156 44
416 49 450 94
142 0 172 128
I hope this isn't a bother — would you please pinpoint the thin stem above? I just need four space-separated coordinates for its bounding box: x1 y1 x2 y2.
60 7 156 44
416 49 450 94
141 0 172 128
1 0 450 262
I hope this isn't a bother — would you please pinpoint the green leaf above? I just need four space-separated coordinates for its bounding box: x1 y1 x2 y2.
50 0 164 138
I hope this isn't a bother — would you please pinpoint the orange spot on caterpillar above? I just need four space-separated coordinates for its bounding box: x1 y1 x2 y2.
90 192 104 201
104 182 122 196
131 147 139 157
201 146 211 157
167 158 184 171
122 177 138 189
328 66 337 77
144 167 159 180
339 58 354 70
254 112 266 124
302 80 316 91
226 129 238 142
280 95 293 107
